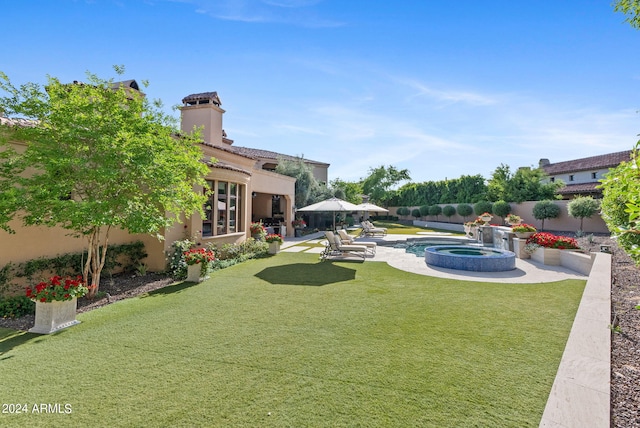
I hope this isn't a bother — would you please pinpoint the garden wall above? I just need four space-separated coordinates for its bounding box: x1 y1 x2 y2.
392 200 609 234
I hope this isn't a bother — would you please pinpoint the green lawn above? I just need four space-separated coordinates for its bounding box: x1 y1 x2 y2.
0 252 584 427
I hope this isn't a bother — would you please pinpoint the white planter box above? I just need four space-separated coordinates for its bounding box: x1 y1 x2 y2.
531 247 561 266
268 242 281 255
29 297 80 334
187 264 204 283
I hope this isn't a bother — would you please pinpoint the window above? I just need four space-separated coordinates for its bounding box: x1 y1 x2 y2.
591 172 597 179
569 175 574 181
550 177 555 182
202 180 244 237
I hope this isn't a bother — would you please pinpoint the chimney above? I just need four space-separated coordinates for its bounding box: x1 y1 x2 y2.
539 158 550 168
180 92 226 145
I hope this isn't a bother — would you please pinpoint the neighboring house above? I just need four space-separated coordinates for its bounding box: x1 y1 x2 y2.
539 150 633 199
0 84 327 272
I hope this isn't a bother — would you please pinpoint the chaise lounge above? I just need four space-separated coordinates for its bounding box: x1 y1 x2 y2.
359 220 387 237
337 229 377 255
321 231 369 261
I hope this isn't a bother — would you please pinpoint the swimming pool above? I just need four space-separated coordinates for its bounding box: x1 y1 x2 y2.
424 245 516 272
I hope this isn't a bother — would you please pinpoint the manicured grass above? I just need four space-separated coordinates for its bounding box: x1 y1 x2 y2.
0 252 584 427
368 220 463 235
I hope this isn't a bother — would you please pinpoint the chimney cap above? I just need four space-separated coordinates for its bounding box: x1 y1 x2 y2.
182 91 221 106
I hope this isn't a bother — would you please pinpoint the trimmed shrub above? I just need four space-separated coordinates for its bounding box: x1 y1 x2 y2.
457 203 473 220
473 201 494 216
411 208 422 219
533 200 561 231
428 205 442 220
442 205 456 221
492 200 511 223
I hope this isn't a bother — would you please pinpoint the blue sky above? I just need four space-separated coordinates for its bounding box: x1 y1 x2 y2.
3 0 640 183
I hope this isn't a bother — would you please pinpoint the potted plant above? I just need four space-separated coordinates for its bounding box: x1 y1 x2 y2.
250 222 266 240
524 232 580 265
265 233 284 254
479 212 493 223
184 248 216 282
26 275 89 334
511 223 537 238
292 218 306 229
506 214 522 225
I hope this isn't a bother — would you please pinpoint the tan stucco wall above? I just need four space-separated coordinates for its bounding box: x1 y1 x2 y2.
390 200 610 234
0 219 162 269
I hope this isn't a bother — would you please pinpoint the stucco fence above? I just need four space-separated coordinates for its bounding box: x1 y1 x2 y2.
390 200 609 234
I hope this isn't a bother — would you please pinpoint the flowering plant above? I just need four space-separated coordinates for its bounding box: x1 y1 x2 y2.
292 218 306 228
265 233 284 244
250 222 266 236
512 223 536 233
464 221 478 227
480 212 493 218
506 214 521 224
525 232 580 250
183 248 216 265
26 275 88 303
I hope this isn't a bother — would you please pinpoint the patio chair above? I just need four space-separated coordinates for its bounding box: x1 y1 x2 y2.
337 229 376 255
360 220 387 237
320 231 368 261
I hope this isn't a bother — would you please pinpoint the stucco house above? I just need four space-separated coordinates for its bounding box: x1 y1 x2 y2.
539 149 633 199
0 82 329 273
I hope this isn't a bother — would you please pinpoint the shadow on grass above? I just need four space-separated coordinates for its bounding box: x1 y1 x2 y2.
255 262 356 286
0 329 43 359
140 280 201 298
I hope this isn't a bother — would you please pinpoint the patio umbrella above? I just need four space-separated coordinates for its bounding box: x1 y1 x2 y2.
354 202 388 220
297 197 359 230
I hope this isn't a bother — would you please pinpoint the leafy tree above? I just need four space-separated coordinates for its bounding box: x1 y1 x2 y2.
487 164 561 202
330 178 363 204
614 0 640 28
600 144 640 264
419 205 429 218
492 200 511 224
509 167 561 203
567 196 600 232
474 201 493 216
442 205 456 221
275 156 324 208
428 204 442 221
486 164 511 202
0 67 209 297
411 208 421 219
457 203 473 220
361 165 410 205
532 200 561 231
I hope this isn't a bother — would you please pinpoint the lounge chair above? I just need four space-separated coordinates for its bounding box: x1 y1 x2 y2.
321 231 368 260
360 220 387 237
337 229 376 255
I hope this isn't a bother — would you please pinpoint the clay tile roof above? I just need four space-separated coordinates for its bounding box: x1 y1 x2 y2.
203 157 251 176
182 92 221 106
0 116 37 127
542 150 633 175
229 146 330 166
556 182 601 195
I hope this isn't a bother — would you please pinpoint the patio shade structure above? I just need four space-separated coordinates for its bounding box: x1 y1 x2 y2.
354 202 389 220
297 197 360 230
